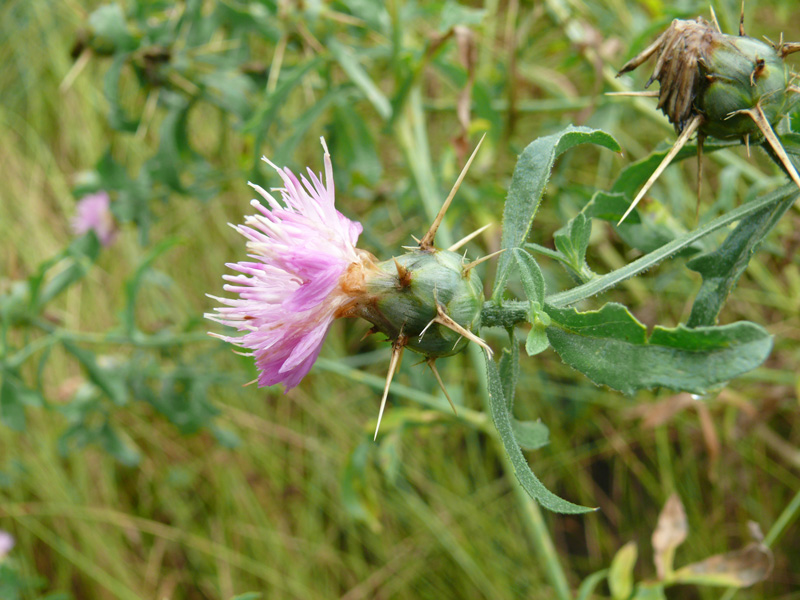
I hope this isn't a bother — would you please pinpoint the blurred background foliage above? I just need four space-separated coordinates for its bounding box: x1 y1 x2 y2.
1 0 799 598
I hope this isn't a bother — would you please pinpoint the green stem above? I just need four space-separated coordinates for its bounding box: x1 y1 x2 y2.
547 183 800 307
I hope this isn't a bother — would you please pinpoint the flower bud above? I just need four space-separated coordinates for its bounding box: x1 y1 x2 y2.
617 18 792 140
697 35 788 140
354 249 484 357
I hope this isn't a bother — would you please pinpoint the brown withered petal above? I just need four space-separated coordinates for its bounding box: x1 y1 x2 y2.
618 18 718 132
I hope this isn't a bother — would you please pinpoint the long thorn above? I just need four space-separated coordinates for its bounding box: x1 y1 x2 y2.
738 0 745 36
709 6 722 33
448 223 492 252
462 249 506 274
427 358 457 415
618 114 703 225
788 85 800 95
418 134 486 250
605 90 660 97
434 305 493 357
374 337 407 440
782 43 800 58
745 104 800 190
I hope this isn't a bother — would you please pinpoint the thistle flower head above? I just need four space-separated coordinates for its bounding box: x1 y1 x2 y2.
71 191 118 247
205 139 373 391
617 16 794 139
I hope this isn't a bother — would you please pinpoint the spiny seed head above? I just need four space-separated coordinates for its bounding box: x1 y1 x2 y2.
355 249 483 357
618 17 792 140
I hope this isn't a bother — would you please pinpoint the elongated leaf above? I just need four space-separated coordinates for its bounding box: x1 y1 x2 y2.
512 248 546 307
328 39 392 120
687 194 795 327
0 371 27 432
104 53 138 132
609 541 638 600
553 212 593 279
546 303 773 395
493 126 620 299
576 569 609 600
485 354 594 514
498 344 519 411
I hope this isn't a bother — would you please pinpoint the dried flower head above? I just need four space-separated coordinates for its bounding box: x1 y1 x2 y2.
613 11 800 223
71 191 118 247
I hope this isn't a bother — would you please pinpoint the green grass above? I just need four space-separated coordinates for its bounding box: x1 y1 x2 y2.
2 0 800 598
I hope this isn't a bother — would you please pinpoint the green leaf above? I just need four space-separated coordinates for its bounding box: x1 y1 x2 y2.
493 126 620 300
576 569 609 600
609 541 638 600
62 342 128 406
230 594 262 600
34 236 101 311
687 193 795 327
485 354 594 514
546 183 800 308
498 344 519 411
245 59 322 168
0 371 27 432
546 303 773 395
103 53 138 132
582 191 641 224
610 138 737 201
512 419 549 450
122 237 181 335
632 584 667 600
554 212 591 270
88 4 138 54
670 543 773 588
525 327 549 356
331 101 383 186
512 248 545 307
328 39 392 120
99 421 141 467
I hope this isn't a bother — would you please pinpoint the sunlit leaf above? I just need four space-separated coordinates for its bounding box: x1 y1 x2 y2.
609 541 638 600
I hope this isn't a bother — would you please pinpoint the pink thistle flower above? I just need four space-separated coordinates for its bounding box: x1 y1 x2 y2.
71 191 118 247
206 138 373 391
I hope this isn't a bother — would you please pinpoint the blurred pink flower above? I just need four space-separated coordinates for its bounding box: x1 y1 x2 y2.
71 191 118 247
206 139 372 391
0 530 14 558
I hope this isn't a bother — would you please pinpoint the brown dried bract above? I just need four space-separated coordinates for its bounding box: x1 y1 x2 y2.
617 18 718 132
